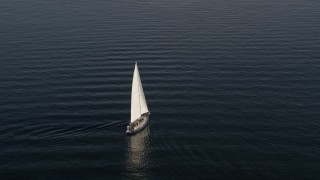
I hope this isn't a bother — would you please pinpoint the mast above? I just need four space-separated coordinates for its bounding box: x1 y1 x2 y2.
131 62 149 122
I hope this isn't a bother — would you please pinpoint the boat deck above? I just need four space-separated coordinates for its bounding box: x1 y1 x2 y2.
127 113 149 134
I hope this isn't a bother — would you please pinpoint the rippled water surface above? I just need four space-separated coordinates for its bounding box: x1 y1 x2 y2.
1 0 320 179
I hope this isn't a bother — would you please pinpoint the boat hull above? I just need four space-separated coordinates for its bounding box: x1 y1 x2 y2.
126 114 149 135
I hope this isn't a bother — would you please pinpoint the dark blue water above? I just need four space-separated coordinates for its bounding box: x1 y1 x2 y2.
1 0 320 179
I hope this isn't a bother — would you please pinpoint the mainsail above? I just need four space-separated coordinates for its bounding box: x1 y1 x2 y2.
131 63 149 122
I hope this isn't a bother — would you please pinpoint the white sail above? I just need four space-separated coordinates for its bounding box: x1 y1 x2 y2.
131 63 149 122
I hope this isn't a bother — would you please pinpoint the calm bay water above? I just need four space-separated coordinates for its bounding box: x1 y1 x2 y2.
1 0 320 179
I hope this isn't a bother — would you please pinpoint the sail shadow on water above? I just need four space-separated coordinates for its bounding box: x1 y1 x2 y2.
124 126 151 179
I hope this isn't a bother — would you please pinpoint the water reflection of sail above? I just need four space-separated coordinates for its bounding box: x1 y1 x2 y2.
125 126 151 179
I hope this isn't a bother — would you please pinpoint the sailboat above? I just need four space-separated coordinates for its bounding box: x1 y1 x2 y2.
126 62 150 134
